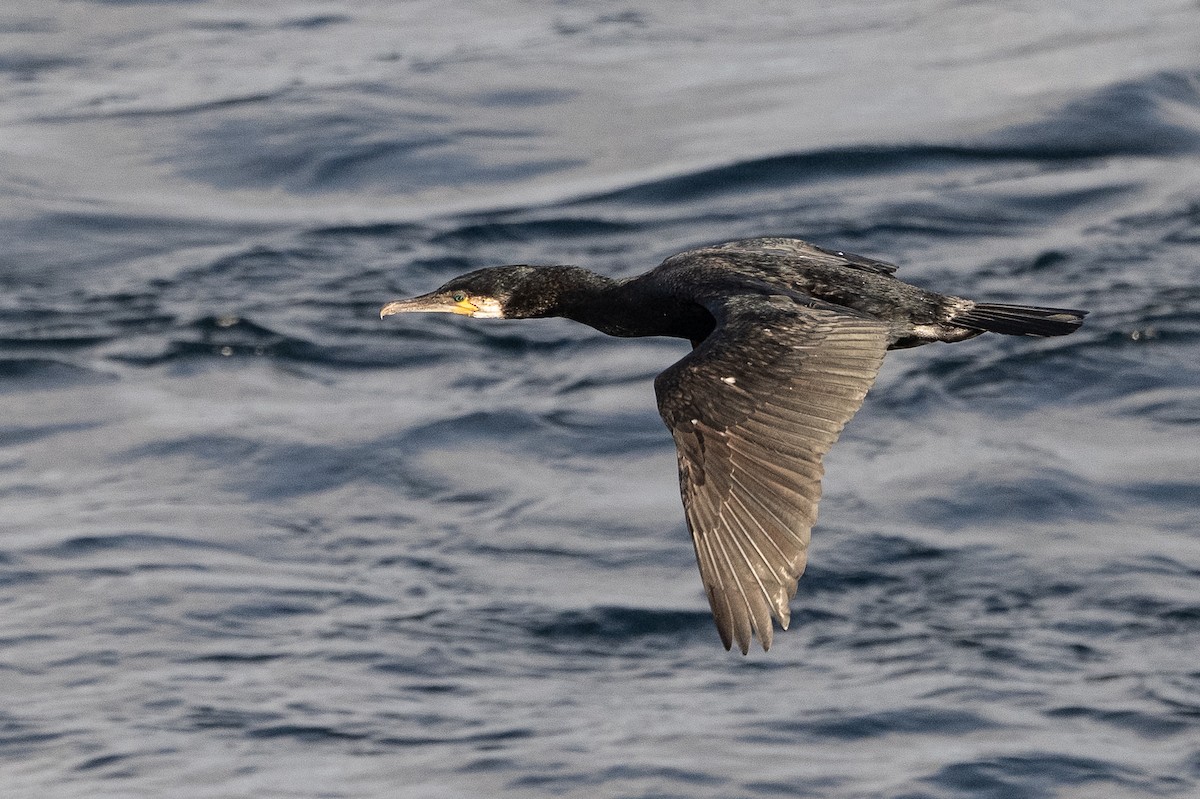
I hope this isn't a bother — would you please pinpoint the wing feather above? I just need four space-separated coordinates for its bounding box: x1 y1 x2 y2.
655 293 889 653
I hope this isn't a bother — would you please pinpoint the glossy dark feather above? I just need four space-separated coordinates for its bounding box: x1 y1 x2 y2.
655 293 889 652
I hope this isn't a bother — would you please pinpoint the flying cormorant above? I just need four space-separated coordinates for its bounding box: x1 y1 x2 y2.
380 237 1087 653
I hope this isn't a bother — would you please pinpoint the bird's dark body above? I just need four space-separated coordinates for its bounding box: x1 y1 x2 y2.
477 238 996 349
648 239 951 347
381 237 1087 653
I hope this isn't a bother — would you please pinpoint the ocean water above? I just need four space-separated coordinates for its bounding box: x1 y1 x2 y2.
2 2 1200 797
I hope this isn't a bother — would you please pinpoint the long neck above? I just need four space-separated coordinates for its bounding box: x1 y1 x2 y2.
522 267 712 341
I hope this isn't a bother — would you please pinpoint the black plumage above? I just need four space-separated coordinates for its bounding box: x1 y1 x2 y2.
380 237 1087 653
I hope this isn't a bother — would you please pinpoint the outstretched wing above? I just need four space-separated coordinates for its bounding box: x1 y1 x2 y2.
654 292 889 653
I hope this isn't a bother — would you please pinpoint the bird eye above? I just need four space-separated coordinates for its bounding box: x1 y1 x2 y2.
451 292 467 303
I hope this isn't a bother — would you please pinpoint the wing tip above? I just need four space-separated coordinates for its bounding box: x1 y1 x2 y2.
715 611 789 654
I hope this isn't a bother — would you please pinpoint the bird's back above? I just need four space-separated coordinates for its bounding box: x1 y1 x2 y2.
653 238 950 343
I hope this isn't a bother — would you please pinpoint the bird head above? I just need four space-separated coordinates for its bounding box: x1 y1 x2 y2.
380 265 596 321
379 266 530 320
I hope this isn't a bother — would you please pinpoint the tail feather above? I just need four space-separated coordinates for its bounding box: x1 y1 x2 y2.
954 302 1088 337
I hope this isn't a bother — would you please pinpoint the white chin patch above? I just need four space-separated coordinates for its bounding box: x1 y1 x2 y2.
470 298 505 319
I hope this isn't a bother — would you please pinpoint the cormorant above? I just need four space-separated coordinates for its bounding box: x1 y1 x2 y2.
380 237 1087 653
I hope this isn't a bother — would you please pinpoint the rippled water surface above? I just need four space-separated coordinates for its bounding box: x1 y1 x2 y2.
3 2 1200 797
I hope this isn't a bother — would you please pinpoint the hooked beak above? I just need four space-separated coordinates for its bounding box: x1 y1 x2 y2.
380 293 478 319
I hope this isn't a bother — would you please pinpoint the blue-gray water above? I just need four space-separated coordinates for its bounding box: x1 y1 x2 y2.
2 3 1200 797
